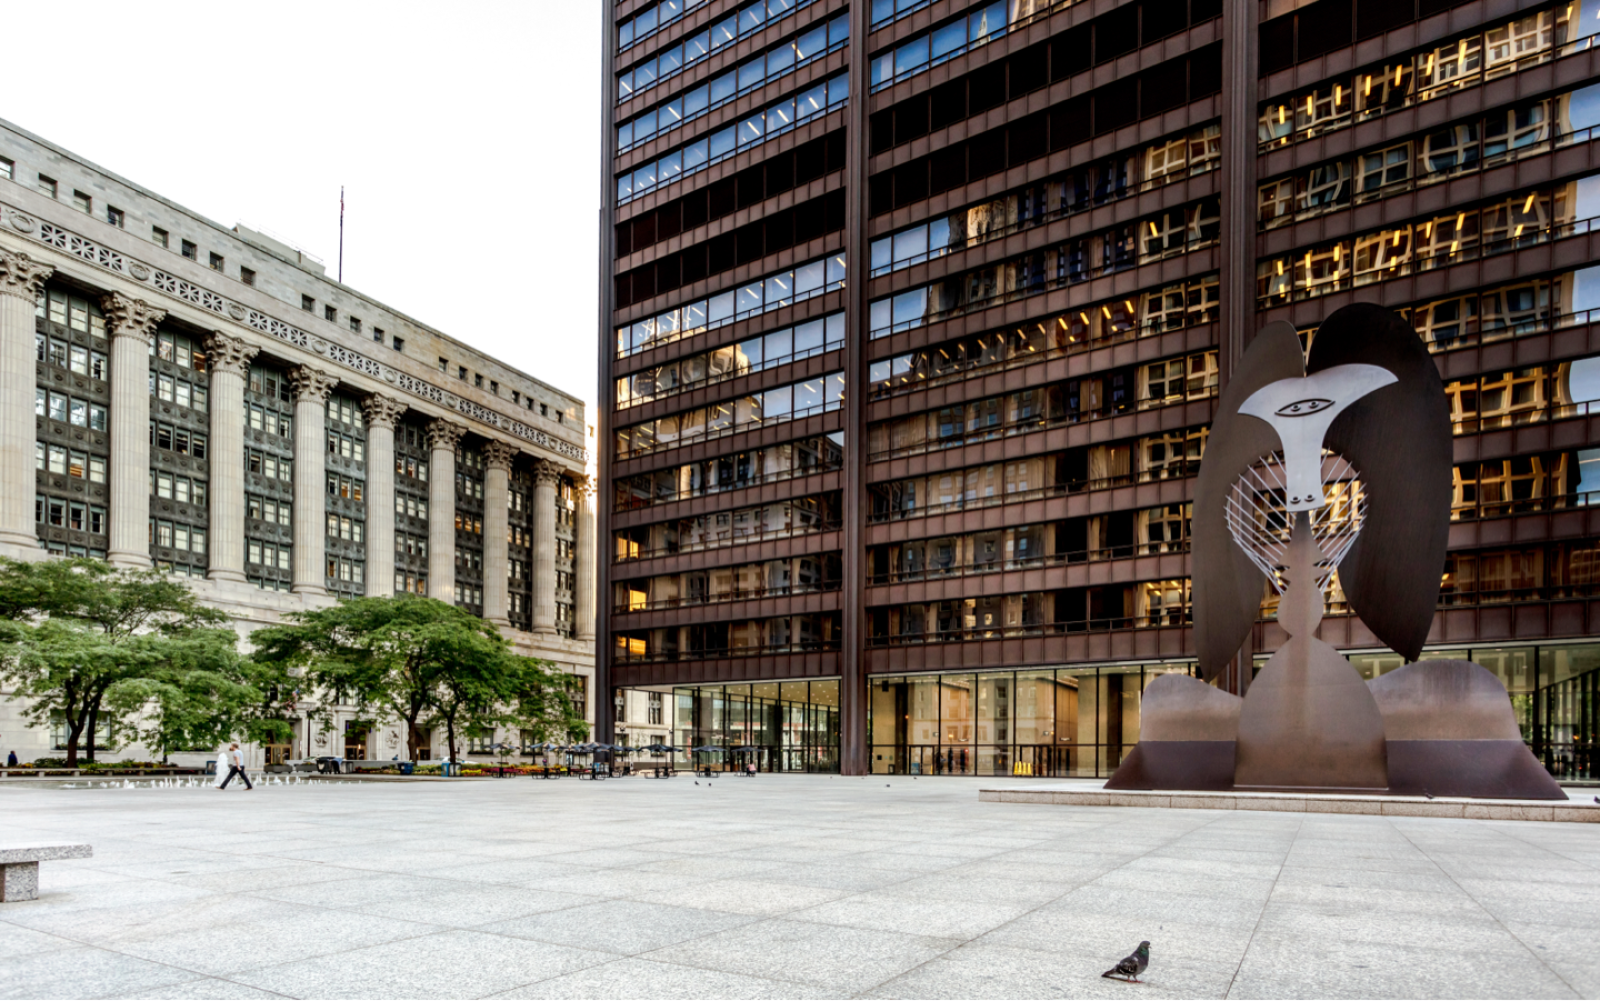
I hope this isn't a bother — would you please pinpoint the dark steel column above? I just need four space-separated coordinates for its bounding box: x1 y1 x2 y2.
595 1 618 743
1218 0 1260 697
839 0 871 775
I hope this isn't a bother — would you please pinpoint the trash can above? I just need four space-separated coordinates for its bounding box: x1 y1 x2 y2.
399 762 415 776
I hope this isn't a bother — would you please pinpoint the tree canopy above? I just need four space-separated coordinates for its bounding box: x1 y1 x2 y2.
250 594 586 761
0 558 287 765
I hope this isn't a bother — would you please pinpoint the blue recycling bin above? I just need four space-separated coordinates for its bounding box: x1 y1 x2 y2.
399 762 415 775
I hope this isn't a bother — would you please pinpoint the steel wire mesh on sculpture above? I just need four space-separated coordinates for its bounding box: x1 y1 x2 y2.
1106 303 1564 799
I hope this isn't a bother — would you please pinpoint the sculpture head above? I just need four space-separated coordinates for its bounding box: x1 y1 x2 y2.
1192 304 1452 680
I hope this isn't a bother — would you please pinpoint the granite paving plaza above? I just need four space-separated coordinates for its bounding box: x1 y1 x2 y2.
2 776 1598 1000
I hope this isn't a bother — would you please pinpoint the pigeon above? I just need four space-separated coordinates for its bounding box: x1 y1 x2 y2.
1102 941 1150 983
1424 789 1434 800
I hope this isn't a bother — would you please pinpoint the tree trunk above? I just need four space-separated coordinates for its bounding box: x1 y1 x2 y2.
445 707 458 765
64 712 85 769
85 700 99 763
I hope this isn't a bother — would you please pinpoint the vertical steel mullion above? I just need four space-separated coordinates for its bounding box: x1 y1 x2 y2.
597 1 619 744
1219 0 1259 697
840 0 871 775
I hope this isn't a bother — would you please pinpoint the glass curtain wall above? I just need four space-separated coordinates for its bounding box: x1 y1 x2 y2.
861 643 1595 780
671 679 840 772
868 663 1198 777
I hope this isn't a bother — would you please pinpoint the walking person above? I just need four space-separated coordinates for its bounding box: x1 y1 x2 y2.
218 742 253 790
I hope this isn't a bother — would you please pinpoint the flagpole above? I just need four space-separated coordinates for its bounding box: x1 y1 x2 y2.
338 186 345 283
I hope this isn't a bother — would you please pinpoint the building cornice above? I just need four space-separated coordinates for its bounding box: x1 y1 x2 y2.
2 202 587 465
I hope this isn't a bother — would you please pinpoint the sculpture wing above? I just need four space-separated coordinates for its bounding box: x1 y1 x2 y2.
1193 321 1306 682
1306 303 1451 661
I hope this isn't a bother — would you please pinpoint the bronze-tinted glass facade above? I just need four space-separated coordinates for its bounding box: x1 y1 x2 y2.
599 0 1600 777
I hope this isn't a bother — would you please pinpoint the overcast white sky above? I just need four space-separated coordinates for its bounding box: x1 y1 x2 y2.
4 1 604 432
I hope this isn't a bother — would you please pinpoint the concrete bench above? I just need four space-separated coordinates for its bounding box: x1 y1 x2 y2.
1 844 92 902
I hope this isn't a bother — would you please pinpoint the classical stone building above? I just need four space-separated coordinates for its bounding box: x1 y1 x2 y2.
0 119 596 766
597 0 1600 777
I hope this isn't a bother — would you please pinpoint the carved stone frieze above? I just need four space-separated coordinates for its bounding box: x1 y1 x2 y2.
289 365 339 405
205 332 260 378
101 292 166 343
10 209 587 461
0 249 53 301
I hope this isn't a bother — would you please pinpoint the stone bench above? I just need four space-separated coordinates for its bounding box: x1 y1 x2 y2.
1 844 92 902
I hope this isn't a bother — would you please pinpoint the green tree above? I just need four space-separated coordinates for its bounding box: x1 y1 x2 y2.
424 651 585 764
0 558 241 766
102 632 295 763
251 595 580 762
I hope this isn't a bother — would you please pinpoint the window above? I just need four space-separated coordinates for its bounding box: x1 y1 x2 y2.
1358 144 1410 193
458 366 467 380
350 317 362 333
37 175 57 198
72 190 91 213
439 357 449 373
372 326 384 343
209 252 224 271
391 336 404 353
489 380 499 395
240 267 256 287
302 295 315 312
512 391 521 404
181 240 197 261
324 305 337 322
152 226 168 248
0 156 11 180
106 207 124 228
474 374 484 389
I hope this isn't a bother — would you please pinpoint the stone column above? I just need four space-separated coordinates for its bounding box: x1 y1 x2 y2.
482 441 516 627
289 366 338 596
204 333 259 583
575 478 596 643
0 251 53 550
531 460 561 636
363 395 406 597
103 293 167 569
425 419 465 603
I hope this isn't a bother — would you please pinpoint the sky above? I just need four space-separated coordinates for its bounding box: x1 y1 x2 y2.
3 1 604 436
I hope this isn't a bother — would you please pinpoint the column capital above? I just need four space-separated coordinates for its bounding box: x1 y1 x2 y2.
483 440 517 472
205 331 259 378
289 365 338 405
0 249 53 302
101 292 166 344
364 394 407 431
426 418 466 452
534 459 563 489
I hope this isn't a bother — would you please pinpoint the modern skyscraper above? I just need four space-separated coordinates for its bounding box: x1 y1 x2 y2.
598 0 1600 778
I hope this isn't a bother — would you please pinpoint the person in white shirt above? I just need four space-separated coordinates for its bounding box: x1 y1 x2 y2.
218 742 253 790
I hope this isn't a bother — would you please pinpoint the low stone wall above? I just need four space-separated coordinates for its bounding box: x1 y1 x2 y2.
979 786 1600 822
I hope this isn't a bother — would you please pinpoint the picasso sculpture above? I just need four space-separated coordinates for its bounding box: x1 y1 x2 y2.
1106 303 1564 799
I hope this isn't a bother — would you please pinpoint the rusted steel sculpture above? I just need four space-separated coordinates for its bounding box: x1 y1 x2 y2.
1107 303 1563 799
